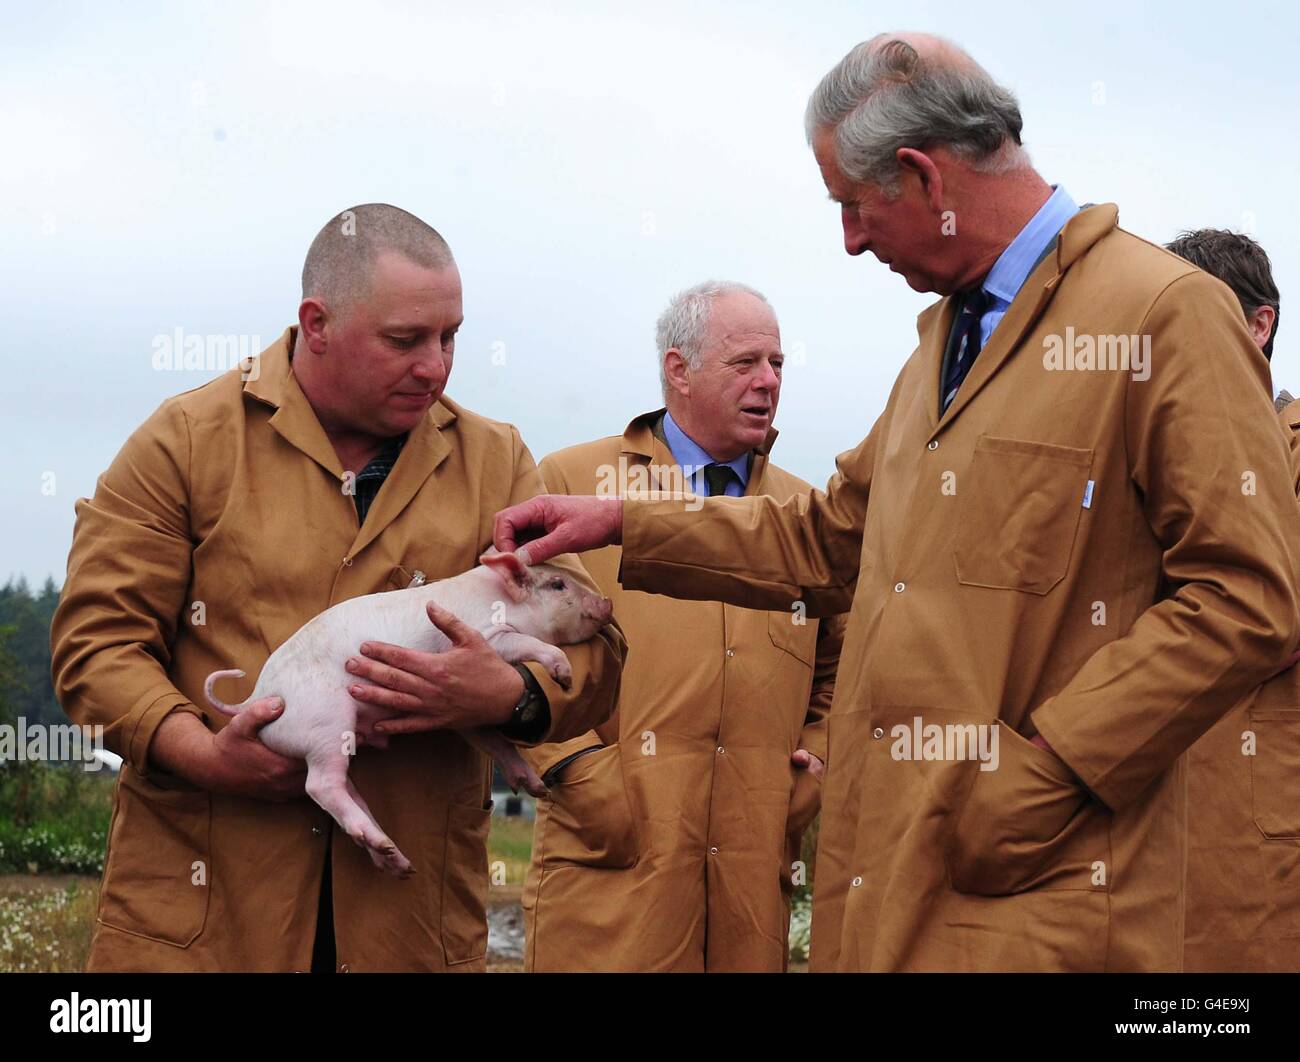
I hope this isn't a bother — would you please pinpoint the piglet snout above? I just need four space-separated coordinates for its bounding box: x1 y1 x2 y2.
584 596 614 625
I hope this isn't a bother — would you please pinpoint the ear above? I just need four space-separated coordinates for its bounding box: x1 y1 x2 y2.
297 297 330 355
663 349 691 399
479 550 532 604
1251 304 1277 353
895 147 945 213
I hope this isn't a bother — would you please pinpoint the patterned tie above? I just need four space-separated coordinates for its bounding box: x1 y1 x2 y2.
941 287 993 413
703 463 740 498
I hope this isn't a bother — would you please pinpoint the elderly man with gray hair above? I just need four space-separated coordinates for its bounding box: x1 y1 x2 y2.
496 34 1300 971
517 280 845 972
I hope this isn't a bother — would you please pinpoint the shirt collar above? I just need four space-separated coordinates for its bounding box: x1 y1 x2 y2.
982 185 1079 306
661 410 751 487
356 433 407 480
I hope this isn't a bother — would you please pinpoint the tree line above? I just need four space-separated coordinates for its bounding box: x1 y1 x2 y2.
0 577 65 729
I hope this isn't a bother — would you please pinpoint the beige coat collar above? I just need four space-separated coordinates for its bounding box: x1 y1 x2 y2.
243 326 458 558
618 407 779 497
920 202 1121 433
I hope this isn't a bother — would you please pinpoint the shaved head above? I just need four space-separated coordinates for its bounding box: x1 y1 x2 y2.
301 203 454 317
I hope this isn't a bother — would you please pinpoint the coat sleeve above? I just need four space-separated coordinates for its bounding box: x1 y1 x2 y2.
504 432 626 749
515 452 618 777
797 611 845 766
49 398 209 778
1031 271 1300 810
618 421 879 618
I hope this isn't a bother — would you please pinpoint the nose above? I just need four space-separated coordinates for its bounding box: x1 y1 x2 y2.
841 206 869 256
410 350 448 386
586 596 614 624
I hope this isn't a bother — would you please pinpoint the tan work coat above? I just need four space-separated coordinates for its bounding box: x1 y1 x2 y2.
520 411 844 971
50 328 624 972
1185 398 1300 971
618 205 1300 971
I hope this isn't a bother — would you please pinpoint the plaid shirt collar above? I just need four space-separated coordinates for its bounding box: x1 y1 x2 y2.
353 433 408 525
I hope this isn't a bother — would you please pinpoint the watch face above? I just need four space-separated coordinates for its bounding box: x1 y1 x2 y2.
517 695 541 724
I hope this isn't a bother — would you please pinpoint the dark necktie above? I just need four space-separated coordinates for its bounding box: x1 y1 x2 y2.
703 463 740 498
941 287 993 412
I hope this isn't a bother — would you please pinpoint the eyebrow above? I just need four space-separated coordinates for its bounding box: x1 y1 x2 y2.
383 318 464 332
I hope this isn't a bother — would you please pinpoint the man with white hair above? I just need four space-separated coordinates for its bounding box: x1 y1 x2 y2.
495 34 1300 971
519 281 844 972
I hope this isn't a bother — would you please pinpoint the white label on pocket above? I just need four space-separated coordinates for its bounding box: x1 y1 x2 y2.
1082 480 1095 509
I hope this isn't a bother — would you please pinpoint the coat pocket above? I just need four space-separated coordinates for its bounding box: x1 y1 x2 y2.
385 565 416 592
953 436 1093 595
945 726 1109 895
97 766 212 948
537 743 638 869
1249 708 1300 839
768 611 817 667
440 801 492 966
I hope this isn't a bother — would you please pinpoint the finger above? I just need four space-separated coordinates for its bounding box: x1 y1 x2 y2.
511 530 562 566
517 765 548 798
373 714 442 736
348 681 429 714
494 505 569 564
236 696 285 735
424 601 477 646
492 500 542 556
347 653 428 696
791 749 810 769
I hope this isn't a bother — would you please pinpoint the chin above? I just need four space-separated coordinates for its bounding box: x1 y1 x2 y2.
382 409 430 435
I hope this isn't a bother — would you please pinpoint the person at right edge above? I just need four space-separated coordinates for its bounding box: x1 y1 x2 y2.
1167 228 1298 972
493 34 1300 971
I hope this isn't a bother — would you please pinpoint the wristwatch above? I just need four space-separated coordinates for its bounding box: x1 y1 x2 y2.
498 664 550 742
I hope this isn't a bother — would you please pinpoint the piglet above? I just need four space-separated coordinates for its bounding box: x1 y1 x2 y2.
203 550 613 877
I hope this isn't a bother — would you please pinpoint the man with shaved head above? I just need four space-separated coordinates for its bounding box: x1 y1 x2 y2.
493 35 1300 971
51 203 625 971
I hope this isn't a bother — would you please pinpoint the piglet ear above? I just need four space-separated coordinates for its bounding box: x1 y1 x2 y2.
479 550 532 604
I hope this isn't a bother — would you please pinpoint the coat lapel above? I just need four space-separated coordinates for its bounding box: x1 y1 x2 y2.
244 328 347 480
623 407 779 495
935 203 1120 430
346 400 455 558
245 326 457 560
919 299 958 435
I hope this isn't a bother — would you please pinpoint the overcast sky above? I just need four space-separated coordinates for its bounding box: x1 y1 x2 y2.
3 0 1298 584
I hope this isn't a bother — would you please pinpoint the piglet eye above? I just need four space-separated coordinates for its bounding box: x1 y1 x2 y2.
548 578 566 590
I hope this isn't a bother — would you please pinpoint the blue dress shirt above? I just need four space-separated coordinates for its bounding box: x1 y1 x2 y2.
661 410 750 497
976 184 1079 347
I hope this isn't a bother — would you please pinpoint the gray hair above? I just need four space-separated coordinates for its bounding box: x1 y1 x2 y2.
655 280 771 399
805 36 1028 196
302 203 454 314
